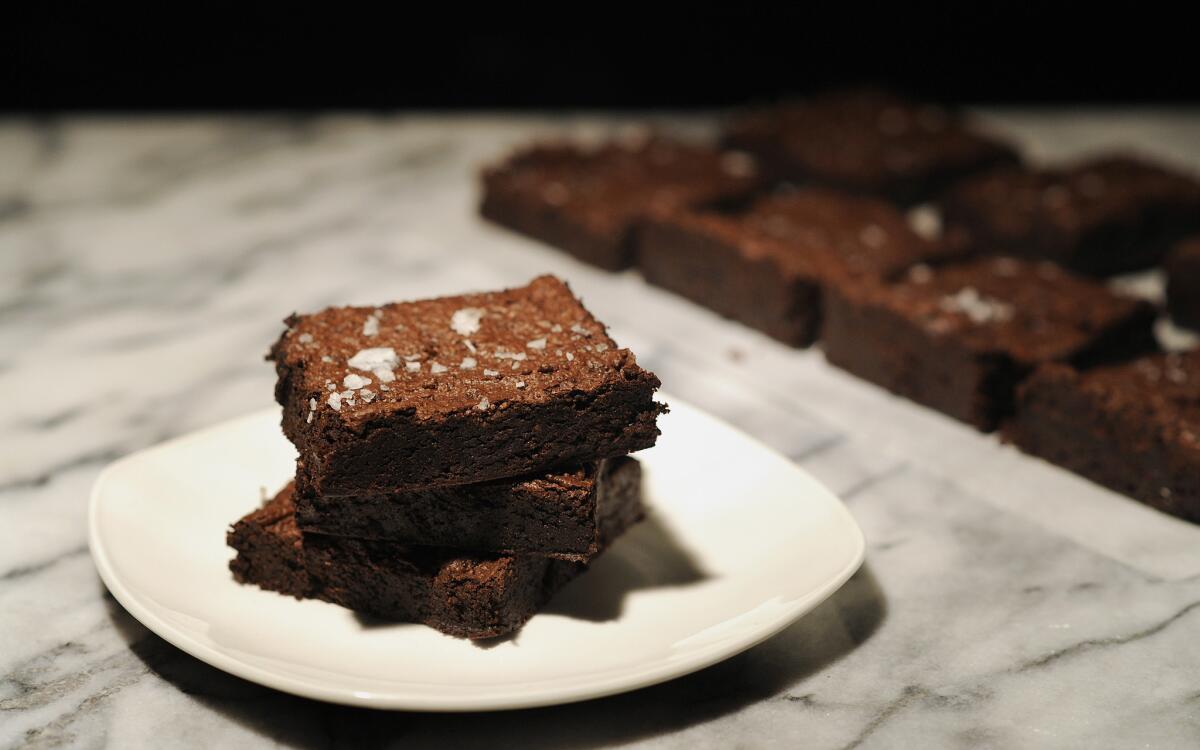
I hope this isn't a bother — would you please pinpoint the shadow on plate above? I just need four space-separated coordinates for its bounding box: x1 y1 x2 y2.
103 563 887 749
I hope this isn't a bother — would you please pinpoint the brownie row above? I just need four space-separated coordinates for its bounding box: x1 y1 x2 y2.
477 89 1200 525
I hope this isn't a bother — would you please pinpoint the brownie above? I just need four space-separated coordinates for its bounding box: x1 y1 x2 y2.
1009 352 1200 523
637 188 959 346
270 276 666 496
941 155 1200 276
822 257 1158 430
479 135 762 270
721 88 1019 206
295 459 632 560
1166 236 1200 329
228 458 645 639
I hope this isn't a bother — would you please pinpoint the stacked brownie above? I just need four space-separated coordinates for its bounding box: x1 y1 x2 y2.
228 276 666 639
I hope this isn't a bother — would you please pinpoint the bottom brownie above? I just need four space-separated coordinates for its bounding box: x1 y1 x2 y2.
1008 352 1200 523
228 460 644 639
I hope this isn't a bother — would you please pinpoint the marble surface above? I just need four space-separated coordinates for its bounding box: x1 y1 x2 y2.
4 110 1200 749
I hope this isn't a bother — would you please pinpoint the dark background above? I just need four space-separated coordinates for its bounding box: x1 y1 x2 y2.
6 11 1198 111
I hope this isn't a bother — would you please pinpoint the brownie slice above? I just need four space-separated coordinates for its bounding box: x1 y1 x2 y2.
228 459 645 639
637 188 959 346
270 275 666 496
1166 237 1200 330
479 135 762 270
294 459 631 560
722 88 1019 206
1009 353 1200 523
822 257 1158 430
941 155 1200 276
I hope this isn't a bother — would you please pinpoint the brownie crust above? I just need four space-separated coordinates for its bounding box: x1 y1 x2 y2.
722 88 1019 206
637 188 954 347
822 257 1158 430
270 275 665 495
1008 354 1200 523
941 155 1200 276
295 459 635 560
480 136 761 270
1166 237 1200 330
228 459 645 639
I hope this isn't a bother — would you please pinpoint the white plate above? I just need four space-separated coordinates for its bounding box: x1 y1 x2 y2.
89 394 865 711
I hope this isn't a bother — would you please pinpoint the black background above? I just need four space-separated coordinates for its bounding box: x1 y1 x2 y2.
6 10 1198 111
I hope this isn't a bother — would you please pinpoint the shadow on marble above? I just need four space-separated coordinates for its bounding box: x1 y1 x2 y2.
102 564 886 749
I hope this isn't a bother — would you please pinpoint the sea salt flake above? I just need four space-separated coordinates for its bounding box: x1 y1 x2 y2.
451 307 484 336
297 332 314 344
403 353 421 362
527 338 547 350
406 361 421 373
494 350 527 361
327 392 342 411
515 380 526 389
566 352 575 361
483 369 500 377
360 389 376 403
594 343 608 353
551 324 563 333
939 287 1014 324
380 383 390 391
460 357 477 370
430 362 448 374
373 367 395 383
307 398 317 423
464 339 477 354
321 355 334 363
511 362 519 370
362 312 381 337
343 373 371 390
476 397 490 411
570 324 591 337
348 347 398 371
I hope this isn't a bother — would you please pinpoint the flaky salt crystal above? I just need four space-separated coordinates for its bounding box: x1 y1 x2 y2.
451 307 484 336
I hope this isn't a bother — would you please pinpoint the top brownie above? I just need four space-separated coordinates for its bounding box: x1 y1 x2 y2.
721 88 1019 206
480 135 762 270
270 276 665 495
941 154 1200 275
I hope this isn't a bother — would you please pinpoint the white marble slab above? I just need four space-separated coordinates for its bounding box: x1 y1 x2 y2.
3 111 1200 749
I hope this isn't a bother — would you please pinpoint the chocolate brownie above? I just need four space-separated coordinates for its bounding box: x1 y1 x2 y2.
637 188 959 346
295 459 632 560
1009 352 1200 523
1166 236 1200 329
228 459 645 639
722 88 1019 206
822 257 1158 430
941 155 1200 276
479 135 762 270
270 276 666 496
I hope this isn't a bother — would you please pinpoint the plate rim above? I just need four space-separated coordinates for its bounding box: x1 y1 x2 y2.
88 396 867 711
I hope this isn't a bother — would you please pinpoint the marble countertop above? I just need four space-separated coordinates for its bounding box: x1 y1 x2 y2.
4 110 1200 749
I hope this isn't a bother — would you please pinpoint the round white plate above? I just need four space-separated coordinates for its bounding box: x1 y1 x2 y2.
89 394 865 711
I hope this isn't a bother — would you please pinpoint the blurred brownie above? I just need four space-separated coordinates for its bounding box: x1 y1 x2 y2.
941 155 1200 276
1009 353 1200 523
722 88 1019 206
822 257 1157 430
295 458 635 560
228 459 645 639
479 135 762 270
270 276 665 496
637 188 958 346
1166 237 1200 329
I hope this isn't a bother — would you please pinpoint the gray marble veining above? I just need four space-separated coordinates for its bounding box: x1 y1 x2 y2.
4 111 1200 749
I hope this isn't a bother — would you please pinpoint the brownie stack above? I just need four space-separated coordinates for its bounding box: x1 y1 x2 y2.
228 276 666 639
